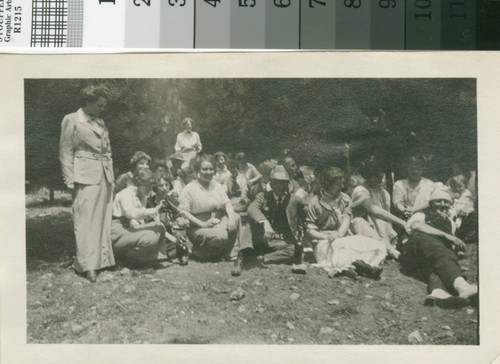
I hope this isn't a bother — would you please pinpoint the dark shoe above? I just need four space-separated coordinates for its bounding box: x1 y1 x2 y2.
352 260 383 280
342 268 359 279
86 270 97 283
231 252 244 277
424 295 469 309
176 244 189 266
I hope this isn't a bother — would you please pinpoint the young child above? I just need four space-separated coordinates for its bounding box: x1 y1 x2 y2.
447 174 477 244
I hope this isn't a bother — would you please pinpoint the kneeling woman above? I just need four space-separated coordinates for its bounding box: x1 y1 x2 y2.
402 189 477 308
111 168 170 265
305 167 387 279
179 156 251 263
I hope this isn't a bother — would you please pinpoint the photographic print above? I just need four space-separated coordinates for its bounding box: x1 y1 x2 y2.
24 77 478 345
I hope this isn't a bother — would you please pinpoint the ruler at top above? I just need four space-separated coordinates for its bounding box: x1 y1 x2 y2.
0 0 497 50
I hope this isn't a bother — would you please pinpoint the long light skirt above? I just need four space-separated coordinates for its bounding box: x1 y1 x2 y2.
72 178 115 273
312 235 387 275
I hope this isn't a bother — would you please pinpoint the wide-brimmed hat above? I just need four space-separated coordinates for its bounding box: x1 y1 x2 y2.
167 152 185 161
270 165 290 181
429 189 452 203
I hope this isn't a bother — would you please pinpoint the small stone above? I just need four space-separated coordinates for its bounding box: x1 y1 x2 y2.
290 293 300 300
181 295 191 302
71 324 84 335
254 306 265 313
442 325 451 330
180 311 186 315
100 273 114 282
152 278 166 283
286 322 295 330
59 288 64 293
340 280 347 285
408 330 424 344
242 319 248 323
347 334 354 339
253 280 263 286
144 274 154 279
365 283 370 288
123 284 136 294
229 287 246 301
238 305 247 313
72 282 83 289
384 293 392 300
290 285 299 291
120 268 131 276
328 300 340 305
421 316 428 321
466 309 474 315
365 295 373 299
320 327 334 335
32 301 43 308
287 337 295 343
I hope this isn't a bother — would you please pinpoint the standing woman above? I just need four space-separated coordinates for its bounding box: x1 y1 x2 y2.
59 85 115 282
174 117 202 168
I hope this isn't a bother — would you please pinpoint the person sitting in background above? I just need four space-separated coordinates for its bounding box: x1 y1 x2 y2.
167 151 185 181
226 159 250 213
350 157 405 259
178 156 251 270
393 155 436 220
305 167 387 279
153 158 173 190
235 152 262 199
401 189 477 308
247 165 302 266
213 151 232 193
114 151 151 195
111 168 188 266
172 166 196 195
175 117 202 168
448 174 477 244
279 156 301 193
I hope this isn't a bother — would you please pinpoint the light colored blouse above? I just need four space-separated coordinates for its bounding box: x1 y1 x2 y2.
112 185 154 226
393 177 435 210
174 131 202 153
238 162 261 183
179 180 229 215
214 166 232 192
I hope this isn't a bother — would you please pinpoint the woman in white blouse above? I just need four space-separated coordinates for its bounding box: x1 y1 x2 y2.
174 117 202 168
179 156 252 264
111 168 169 265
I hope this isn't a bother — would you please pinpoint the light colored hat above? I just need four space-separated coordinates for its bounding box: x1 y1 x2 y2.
429 189 452 203
270 165 290 181
167 152 185 161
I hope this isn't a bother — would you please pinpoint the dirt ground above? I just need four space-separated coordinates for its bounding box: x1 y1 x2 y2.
26 189 479 345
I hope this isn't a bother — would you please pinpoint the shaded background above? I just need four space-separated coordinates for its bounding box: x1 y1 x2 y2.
24 78 477 195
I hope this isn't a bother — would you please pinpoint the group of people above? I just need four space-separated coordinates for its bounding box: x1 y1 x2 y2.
59 85 478 310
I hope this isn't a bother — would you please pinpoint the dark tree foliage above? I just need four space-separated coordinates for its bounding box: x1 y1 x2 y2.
25 78 477 192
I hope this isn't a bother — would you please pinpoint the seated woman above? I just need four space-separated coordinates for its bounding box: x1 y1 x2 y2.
226 159 251 213
305 167 387 279
179 156 252 267
172 166 195 195
393 155 436 219
350 157 405 259
111 168 183 266
235 152 262 199
401 189 477 308
114 151 151 195
213 151 232 193
448 174 477 244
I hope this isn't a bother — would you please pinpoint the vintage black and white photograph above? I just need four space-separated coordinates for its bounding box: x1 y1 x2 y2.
24 76 479 345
